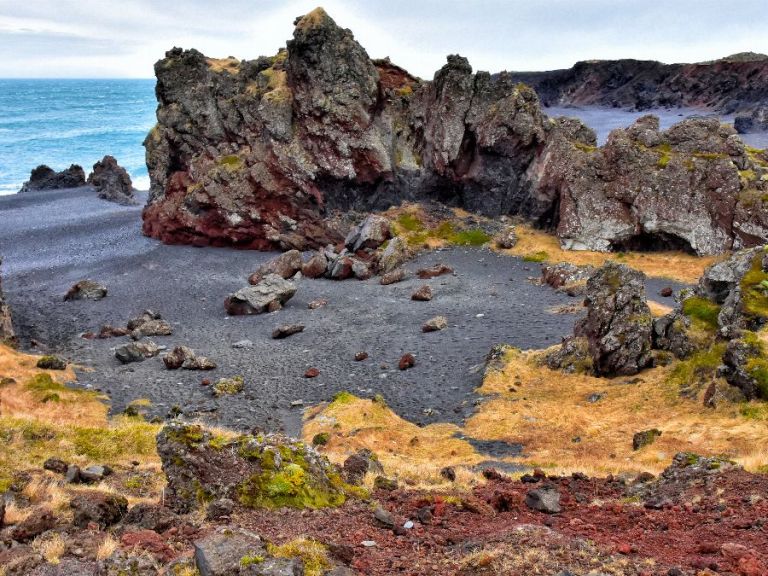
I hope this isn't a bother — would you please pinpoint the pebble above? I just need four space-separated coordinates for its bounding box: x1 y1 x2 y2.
403 520 414 529
231 340 253 349
361 541 376 547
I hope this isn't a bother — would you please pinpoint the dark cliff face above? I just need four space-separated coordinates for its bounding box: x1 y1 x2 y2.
142 8 554 250
142 9 768 256
512 54 768 114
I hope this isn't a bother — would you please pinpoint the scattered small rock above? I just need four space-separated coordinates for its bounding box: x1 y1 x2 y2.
36 355 67 370
494 226 518 249
307 298 328 310
163 346 216 370
399 353 416 370
660 286 674 297
373 506 395 528
272 324 305 339
115 341 161 364
633 428 662 450
205 498 234 521
380 268 407 285
417 264 453 279
64 279 107 301
422 315 447 332
373 476 398 491
43 457 69 474
411 285 433 301
440 466 456 482
304 367 320 378
213 376 245 396
231 339 254 349
354 351 369 361
225 274 297 315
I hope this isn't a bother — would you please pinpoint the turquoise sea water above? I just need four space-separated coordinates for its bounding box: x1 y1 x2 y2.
0 79 156 195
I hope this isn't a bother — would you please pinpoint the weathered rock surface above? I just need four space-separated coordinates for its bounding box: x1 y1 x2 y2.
345 214 392 252
163 346 216 370
70 491 128 528
575 263 653 376
87 155 137 205
127 309 173 340
115 341 161 364
156 422 347 513
225 274 297 315
736 104 768 133
64 279 108 301
652 312 694 359
19 164 86 193
142 11 768 256
0 259 14 343
248 250 303 284
512 53 768 115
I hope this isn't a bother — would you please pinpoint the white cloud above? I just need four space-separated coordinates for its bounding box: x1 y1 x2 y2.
0 0 766 78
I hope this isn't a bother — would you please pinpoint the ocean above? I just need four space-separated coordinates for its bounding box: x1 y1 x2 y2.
0 79 156 195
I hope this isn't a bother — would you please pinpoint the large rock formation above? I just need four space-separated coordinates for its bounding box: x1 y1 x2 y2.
0 258 13 344
535 115 768 255
575 263 653 376
19 164 86 193
142 8 553 250
511 53 768 116
142 8 768 255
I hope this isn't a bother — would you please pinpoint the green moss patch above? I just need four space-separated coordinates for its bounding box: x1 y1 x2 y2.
667 343 727 388
522 251 549 263
740 252 768 321
682 296 721 331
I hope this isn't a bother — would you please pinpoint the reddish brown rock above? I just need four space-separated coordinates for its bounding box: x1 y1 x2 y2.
411 285 433 301
248 250 303 284
380 268 406 285
399 353 416 370
417 264 453 279
308 298 328 310
302 252 329 279
354 351 369 361
305 367 320 378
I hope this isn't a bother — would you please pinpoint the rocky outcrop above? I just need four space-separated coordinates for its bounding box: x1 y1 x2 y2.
0 259 13 344
575 263 653 376
156 422 348 513
87 155 137 205
511 53 768 115
225 274 297 315
142 9 553 250
537 115 768 255
734 105 768 134
142 9 768 256
19 164 86 193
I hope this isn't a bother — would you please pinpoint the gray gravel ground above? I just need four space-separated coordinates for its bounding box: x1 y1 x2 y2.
0 187 688 436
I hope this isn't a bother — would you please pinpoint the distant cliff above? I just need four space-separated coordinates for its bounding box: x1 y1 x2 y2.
142 9 768 256
511 53 768 117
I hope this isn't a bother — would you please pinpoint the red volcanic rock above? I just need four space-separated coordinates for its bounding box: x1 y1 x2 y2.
417 264 453 279
304 367 320 378
121 530 175 562
248 250 303 284
302 252 328 279
398 353 415 370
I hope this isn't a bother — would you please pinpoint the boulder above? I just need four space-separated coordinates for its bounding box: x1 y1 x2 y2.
541 262 594 291
494 226 517 249
380 268 406 285
342 449 384 485
721 335 768 400
377 237 410 274
115 341 161 364
127 310 173 339
156 422 348 513
36 355 67 370
632 428 662 450
11 507 56 541
87 155 137 205
734 105 768 133
225 275 297 315
163 346 216 370
411 285 433 301
575 263 653 376
248 250 303 284
70 491 128 528
301 252 328 279
213 376 245 396
19 164 86 192
64 280 108 301
123 503 179 532
544 336 593 374
345 215 392 252
652 312 695 359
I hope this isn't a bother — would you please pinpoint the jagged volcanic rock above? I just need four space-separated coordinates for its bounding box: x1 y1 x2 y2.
511 53 768 115
142 9 768 256
575 262 653 376
537 115 768 255
19 164 86 193
142 8 552 250
87 155 137 205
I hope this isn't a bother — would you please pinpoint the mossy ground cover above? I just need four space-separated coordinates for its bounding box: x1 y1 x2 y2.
385 204 491 249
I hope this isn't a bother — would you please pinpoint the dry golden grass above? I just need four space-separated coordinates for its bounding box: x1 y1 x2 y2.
466 348 768 476
648 300 674 317
303 393 488 489
504 225 719 284
205 57 240 74
96 534 118 561
33 532 67 565
4 500 31 523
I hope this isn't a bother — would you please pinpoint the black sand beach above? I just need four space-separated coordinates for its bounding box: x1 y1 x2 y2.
0 187 685 435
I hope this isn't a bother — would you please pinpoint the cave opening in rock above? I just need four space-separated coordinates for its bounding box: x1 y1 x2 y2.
610 231 696 254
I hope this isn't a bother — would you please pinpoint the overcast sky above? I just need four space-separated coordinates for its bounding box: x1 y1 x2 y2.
1 1 766 79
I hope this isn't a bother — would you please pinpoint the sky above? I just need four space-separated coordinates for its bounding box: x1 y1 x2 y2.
1 1 767 79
